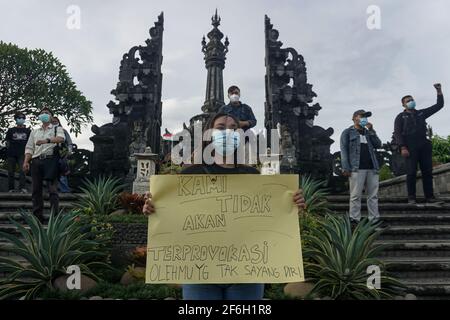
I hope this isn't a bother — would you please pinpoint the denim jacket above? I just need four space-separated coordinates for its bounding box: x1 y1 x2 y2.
340 126 382 172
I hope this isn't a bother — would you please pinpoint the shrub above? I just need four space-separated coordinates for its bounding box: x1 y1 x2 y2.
76 176 125 215
432 134 450 164
85 214 148 224
87 282 182 300
0 211 112 299
129 246 147 267
299 213 323 263
300 175 331 216
118 192 146 215
303 214 405 299
379 164 394 181
159 162 182 175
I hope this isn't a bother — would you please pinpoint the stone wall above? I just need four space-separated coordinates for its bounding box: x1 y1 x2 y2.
379 163 450 197
110 222 148 267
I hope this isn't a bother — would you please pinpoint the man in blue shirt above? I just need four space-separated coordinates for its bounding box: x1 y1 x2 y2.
218 86 257 131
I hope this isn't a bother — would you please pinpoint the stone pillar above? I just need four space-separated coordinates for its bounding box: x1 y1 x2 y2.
132 147 159 195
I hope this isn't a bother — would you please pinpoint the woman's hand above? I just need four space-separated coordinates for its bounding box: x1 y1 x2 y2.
142 192 155 215
293 189 306 212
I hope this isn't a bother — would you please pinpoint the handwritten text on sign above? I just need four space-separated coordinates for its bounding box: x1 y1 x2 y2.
145 174 304 284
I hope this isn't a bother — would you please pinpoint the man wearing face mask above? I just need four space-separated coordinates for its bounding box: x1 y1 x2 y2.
340 110 382 227
218 86 257 131
23 107 65 222
5 112 31 193
394 83 444 205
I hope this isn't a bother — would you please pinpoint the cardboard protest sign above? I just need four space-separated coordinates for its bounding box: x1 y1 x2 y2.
145 174 304 284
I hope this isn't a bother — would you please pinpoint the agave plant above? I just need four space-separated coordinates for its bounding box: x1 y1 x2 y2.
76 176 124 215
0 211 111 300
300 175 331 216
303 214 405 299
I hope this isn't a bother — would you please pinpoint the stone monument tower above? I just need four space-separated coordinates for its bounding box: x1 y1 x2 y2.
190 10 229 127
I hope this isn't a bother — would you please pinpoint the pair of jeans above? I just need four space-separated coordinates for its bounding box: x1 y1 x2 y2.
405 140 433 199
7 155 25 190
59 175 71 193
182 284 264 300
349 170 380 222
31 158 60 220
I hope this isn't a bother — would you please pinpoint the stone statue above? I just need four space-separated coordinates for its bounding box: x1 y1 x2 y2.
264 15 334 182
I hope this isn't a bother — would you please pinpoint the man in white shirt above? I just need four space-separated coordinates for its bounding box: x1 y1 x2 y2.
23 107 65 222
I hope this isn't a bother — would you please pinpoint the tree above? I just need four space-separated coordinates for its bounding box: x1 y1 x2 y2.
0 42 92 140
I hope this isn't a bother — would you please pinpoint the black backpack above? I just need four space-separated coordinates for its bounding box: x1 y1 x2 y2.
53 126 70 158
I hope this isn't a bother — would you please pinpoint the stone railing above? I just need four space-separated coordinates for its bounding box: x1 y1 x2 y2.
379 163 450 197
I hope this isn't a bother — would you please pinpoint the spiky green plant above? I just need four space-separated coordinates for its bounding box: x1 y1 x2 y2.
76 176 124 215
300 175 331 216
0 211 111 300
303 214 405 299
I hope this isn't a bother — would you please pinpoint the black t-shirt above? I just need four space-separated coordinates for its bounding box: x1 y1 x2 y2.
357 129 374 170
181 163 260 175
5 127 31 157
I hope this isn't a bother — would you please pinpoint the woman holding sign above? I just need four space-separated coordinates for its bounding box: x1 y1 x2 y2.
143 113 306 300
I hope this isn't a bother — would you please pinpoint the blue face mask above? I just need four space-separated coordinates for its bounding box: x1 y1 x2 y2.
359 117 368 127
212 129 241 156
15 118 25 125
406 101 416 109
38 114 50 123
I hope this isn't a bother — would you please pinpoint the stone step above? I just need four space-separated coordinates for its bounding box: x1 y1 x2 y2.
380 225 450 240
326 195 450 204
0 212 52 222
377 240 450 258
0 202 75 212
0 224 31 237
336 210 450 216
400 278 450 298
384 257 450 279
330 203 450 212
383 213 450 225
0 192 80 201
348 212 450 226
0 240 29 280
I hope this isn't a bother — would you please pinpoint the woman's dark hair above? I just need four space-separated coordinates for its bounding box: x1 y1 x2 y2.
205 112 240 131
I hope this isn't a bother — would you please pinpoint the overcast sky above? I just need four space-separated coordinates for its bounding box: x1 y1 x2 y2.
1 0 449 152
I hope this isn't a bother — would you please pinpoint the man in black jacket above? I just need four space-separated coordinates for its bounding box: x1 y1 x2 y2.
394 83 444 204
